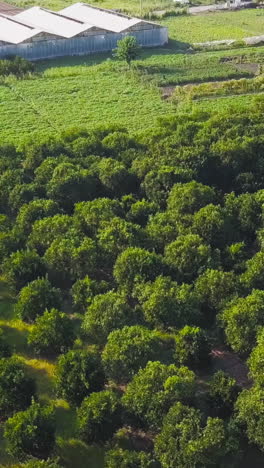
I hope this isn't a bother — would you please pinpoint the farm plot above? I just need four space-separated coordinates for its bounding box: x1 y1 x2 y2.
161 9 264 43
135 46 264 85
1 45 263 144
0 62 171 144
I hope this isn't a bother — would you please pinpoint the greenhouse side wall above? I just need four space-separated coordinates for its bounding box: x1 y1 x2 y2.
0 28 168 60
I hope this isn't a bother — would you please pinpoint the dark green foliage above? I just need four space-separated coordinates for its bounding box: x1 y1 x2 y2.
114 36 140 66
1 104 264 464
3 250 46 290
44 236 97 284
167 181 217 217
20 459 61 468
127 200 157 226
146 212 177 252
240 251 264 290
56 349 105 406
135 276 201 328
97 217 144 265
0 56 34 77
28 214 74 254
77 390 121 443
174 326 210 368
195 269 238 314
74 198 122 236
142 166 194 207
221 289 264 354
208 371 240 418
82 291 136 342
15 278 62 323
105 448 156 468
4 400 55 460
46 163 99 211
191 204 225 248
102 325 162 382
97 158 136 195
0 357 36 418
114 247 164 294
155 402 225 468
16 199 59 235
28 309 75 355
71 275 108 313
248 329 264 386
0 328 11 358
165 234 217 282
122 361 195 429
9 183 44 214
235 386 264 451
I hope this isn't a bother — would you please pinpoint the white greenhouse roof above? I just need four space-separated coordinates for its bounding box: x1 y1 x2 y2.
0 14 41 44
0 3 162 45
15 6 94 38
60 3 143 33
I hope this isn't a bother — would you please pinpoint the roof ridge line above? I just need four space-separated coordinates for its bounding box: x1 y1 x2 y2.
38 6 86 25
0 12 36 30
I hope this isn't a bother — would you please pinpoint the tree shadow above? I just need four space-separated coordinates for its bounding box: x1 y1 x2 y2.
56 437 105 468
37 52 112 72
55 402 77 438
23 357 56 400
1 323 28 354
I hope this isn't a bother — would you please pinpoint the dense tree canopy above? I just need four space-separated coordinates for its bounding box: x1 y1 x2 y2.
0 103 263 465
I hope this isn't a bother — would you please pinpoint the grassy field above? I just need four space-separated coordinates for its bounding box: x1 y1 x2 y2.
0 44 263 144
5 0 176 16
0 60 171 144
161 9 264 43
0 280 105 468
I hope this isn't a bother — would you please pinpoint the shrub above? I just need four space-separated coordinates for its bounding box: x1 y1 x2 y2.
28 309 75 355
0 357 36 418
15 278 62 323
56 349 105 406
0 56 34 77
4 400 55 460
102 325 162 383
77 390 121 443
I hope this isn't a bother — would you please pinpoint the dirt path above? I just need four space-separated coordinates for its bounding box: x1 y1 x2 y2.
211 345 251 388
189 3 227 14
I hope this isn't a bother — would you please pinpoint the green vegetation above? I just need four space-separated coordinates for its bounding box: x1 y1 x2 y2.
0 5 263 468
161 9 264 43
0 97 263 466
0 43 263 143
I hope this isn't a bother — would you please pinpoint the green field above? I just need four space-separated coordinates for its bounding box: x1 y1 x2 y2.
0 44 263 144
5 0 176 16
161 9 264 43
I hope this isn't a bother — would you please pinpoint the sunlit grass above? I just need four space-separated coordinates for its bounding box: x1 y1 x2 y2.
161 9 264 43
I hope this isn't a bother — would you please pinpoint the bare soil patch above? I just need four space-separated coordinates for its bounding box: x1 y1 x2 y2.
211 344 251 388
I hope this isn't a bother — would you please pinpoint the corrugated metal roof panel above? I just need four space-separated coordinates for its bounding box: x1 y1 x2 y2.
0 14 41 44
15 6 94 38
59 2 143 33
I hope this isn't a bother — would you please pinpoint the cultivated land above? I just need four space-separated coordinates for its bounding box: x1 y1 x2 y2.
0 43 264 144
161 9 264 43
3 0 179 15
